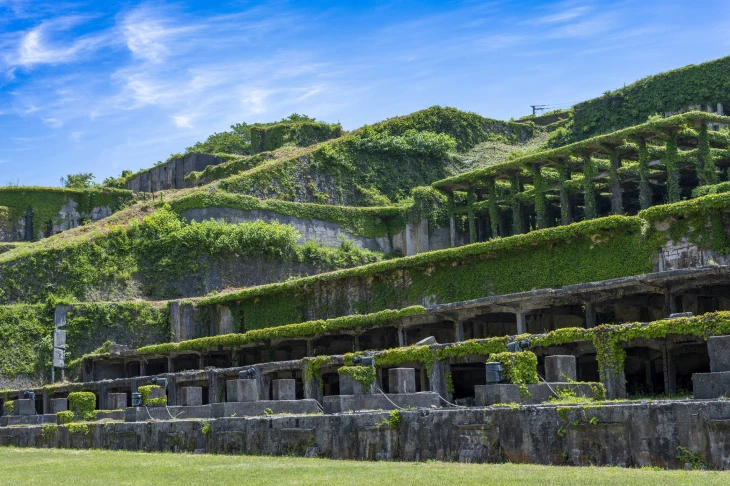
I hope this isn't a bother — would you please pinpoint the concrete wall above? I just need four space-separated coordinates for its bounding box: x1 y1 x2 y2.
4 401 730 469
127 153 223 193
180 207 395 253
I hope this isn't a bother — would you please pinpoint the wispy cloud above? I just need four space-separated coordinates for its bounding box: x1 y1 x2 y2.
10 16 111 68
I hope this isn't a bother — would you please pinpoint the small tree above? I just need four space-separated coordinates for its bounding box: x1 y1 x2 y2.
61 173 96 189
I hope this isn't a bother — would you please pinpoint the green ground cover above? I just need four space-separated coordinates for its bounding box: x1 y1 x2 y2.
0 448 726 485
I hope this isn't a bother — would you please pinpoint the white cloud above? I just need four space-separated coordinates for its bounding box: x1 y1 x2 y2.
121 7 198 63
530 6 590 25
13 16 110 68
68 131 83 142
172 114 193 128
42 117 62 128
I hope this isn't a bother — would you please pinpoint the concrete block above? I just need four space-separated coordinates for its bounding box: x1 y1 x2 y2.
180 387 203 407
323 392 440 414
693 371 730 399
125 405 211 422
388 368 416 394
474 384 520 406
709 336 730 372
523 383 598 404
339 374 373 396
50 398 68 414
148 387 167 407
108 393 127 410
226 379 258 403
15 399 36 416
272 379 296 401
416 336 437 346
211 400 320 418
545 355 577 382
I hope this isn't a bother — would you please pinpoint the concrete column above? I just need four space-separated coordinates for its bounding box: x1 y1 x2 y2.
139 360 146 377
454 320 465 342
353 334 361 352
303 363 323 403
516 312 526 335
42 389 50 415
198 355 205 370
397 326 407 347
665 290 677 315
585 303 597 329
167 378 177 406
306 340 314 357
449 215 456 248
663 346 677 395
419 367 427 392
208 370 220 404
167 357 174 374
448 192 456 248
610 148 623 215
429 360 451 402
600 347 627 399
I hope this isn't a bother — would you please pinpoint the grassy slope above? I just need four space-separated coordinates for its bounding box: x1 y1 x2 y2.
450 129 551 175
0 448 726 485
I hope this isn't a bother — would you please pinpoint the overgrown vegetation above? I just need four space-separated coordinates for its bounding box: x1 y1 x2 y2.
573 56 730 139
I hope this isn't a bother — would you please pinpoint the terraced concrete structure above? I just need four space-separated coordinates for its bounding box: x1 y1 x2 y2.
3 56 730 469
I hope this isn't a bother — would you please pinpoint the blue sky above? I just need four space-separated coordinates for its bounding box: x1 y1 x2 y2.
1 0 729 187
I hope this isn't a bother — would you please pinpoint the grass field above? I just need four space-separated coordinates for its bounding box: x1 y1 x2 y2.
0 447 728 485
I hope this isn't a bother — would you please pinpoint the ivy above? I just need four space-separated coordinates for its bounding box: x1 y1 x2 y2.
170 191 407 239
250 121 342 154
0 186 132 241
337 366 376 389
573 55 730 138
138 385 163 406
137 307 426 354
68 391 96 420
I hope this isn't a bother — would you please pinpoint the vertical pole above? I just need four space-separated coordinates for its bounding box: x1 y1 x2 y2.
516 312 526 335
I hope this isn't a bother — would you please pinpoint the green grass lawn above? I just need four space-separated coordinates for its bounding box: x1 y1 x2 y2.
0 447 728 485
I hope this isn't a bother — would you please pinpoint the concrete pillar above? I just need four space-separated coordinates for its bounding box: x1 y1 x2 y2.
226 379 258 402
610 148 623 215
306 340 314 357
545 355 577 382
353 334 361 352
388 368 416 394
198 355 205 370
663 346 677 395
167 378 177 406
516 312 526 335
454 320 465 342
42 389 50 415
600 348 627 399
665 290 677 315
303 363 323 403
397 326 407 347
449 214 456 248
272 379 296 400
139 360 146 377
585 303 597 329
208 370 220 404
429 360 451 402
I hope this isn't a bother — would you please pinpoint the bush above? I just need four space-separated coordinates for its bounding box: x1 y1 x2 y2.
68 392 96 420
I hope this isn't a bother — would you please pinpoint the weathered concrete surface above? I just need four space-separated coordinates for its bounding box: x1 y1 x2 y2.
127 153 222 192
475 383 599 406
180 207 395 253
211 400 320 418
693 372 730 399
4 401 730 469
545 355 577 382
323 392 440 414
709 336 730 372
